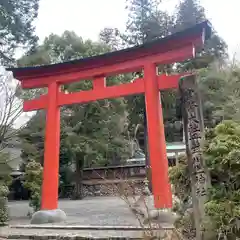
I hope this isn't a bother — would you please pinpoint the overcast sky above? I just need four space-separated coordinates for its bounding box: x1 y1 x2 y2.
35 0 240 58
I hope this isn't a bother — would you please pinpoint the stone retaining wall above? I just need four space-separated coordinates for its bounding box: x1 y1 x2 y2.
82 180 145 197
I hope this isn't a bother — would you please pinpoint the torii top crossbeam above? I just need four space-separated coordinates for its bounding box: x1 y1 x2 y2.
10 21 211 86
8 21 211 211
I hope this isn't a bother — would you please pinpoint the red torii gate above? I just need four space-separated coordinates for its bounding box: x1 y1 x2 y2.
9 21 211 212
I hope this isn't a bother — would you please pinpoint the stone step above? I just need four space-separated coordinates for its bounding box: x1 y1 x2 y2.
1 225 175 240
10 224 174 230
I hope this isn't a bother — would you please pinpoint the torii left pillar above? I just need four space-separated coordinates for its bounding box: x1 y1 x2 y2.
31 82 66 224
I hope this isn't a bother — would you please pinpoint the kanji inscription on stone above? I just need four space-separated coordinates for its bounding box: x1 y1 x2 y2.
179 75 211 240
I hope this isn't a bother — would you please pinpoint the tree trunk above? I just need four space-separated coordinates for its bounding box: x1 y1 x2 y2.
72 160 83 200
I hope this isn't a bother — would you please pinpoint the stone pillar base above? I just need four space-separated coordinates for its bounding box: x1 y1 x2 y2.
131 193 177 225
31 209 66 224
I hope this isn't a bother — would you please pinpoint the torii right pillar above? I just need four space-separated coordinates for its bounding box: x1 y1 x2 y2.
144 63 172 208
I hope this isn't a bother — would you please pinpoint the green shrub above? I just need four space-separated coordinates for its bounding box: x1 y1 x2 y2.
0 153 12 226
203 121 240 239
0 186 9 225
23 160 43 212
170 120 240 239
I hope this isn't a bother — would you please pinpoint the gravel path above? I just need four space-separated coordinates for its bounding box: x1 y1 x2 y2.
8 196 139 226
4 197 174 239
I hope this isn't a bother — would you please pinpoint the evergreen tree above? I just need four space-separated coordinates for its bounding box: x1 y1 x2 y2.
19 111 45 166
174 0 227 70
173 0 228 128
124 0 174 45
121 0 180 145
174 0 205 30
0 0 40 66
99 28 122 50
198 64 240 126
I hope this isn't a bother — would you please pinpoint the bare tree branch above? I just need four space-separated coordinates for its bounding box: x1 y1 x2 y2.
0 66 23 151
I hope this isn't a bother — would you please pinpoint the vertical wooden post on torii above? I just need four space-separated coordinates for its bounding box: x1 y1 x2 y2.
8 21 211 224
144 63 171 207
41 82 61 210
